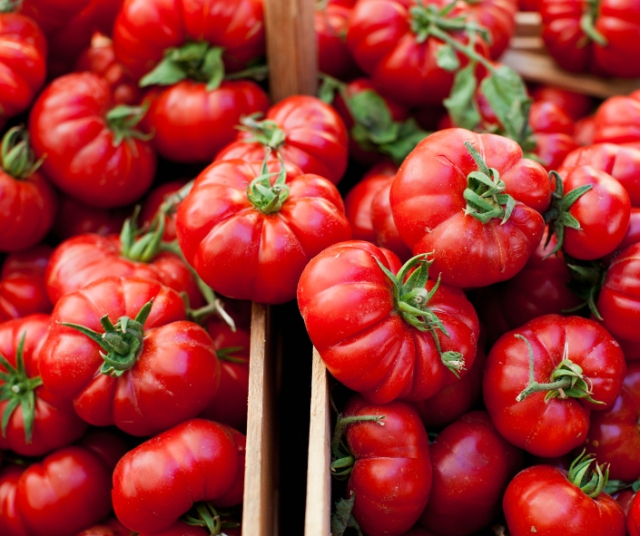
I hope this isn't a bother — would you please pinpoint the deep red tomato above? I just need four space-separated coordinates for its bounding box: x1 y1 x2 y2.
39 277 220 436
628 490 640 535
504 454 625 536
419 411 523 536
216 95 348 185
19 0 92 35
0 245 52 322
561 142 640 207
371 176 413 261
529 101 580 171
0 315 87 456
346 0 490 107
112 419 245 534
298 241 479 403
593 91 640 146
483 314 626 457
463 0 517 59
575 115 596 146
75 518 130 536
52 195 129 241
390 128 550 288
0 127 57 253
316 0 359 80
0 444 114 536
0 11 46 119
336 394 432 536
530 98 577 137
585 361 640 481
344 161 398 242
140 180 189 242
29 72 156 208
532 85 594 123
177 159 351 304
540 0 640 78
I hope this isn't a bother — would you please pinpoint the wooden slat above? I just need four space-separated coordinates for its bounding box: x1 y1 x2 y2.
264 0 318 100
515 11 542 38
242 302 277 536
304 348 332 536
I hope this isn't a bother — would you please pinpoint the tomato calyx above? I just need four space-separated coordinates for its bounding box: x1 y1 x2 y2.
463 141 516 225
376 253 465 376
332 491 363 536
543 171 593 257
568 450 609 498
604 478 640 496
0 333 42 443
580 0 608 47
0 0 21 13
514 334 603 405
0 126 45 180
562 254 606 320
216 347 248 364
238 113 287 150
105 104 154 147
246 154 290 215
330 414 385 479
60 300 153 377
184 503 239 536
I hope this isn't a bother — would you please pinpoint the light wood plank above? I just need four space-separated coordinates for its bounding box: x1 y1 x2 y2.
264 0 318 100
515 11 542 38
304 348 332 536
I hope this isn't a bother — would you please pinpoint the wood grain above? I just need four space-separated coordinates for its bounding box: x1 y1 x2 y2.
264 0 318 100
242 302 278 536
304 348 332 536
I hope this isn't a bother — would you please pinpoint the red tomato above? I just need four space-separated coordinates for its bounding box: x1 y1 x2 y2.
75 518 130 536
371 176 413 261
112 419 245 534
0 245 52 322
339 395 432 536
316 0 359 80
483 315 626 457
29 72 156 209
177 159 351 304
529 101 579 171
346 0 490 107
140 180 189 242
52 195 129 241
39 277 220 436
142 80 270 163
540 0 640 78
216 95 348 185
504 455 625 536
419 411 523 536
464 0 517 59
0 12 46 119
0 444 114 536
593 91 640 146
390 128 550 288
0 315 88 456
298 241 479 403
19 0 92 35
0 128 57 253
575 115 596 146
532 85 594 123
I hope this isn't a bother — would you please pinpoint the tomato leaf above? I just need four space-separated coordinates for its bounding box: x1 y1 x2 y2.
436 43 460 72
139 55 188 87
331 493 363 536
444 63 481 131
379 118 429 164
203 47 225 91
347 90 398 145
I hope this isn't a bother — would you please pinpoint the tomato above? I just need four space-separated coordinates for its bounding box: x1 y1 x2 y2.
0 127 57 253
142 80 270 163
593 91 640 146
52 195 129 241
39 277 220 436
112 419 245 534
532 85 594 123
45 232 203 307
0 245 52 322
346 0 490 107
316 0 359 80
0 443 114 536
390 128 550 288
344 161 397 242
298 241 479 403
29 72 156 209
529 101 579 171
371 176 413 261
484 314 626 457
140 180 189 242
216 95 348 185
335 394 432 536
419 411 523 536
585 362 640 481
0 315 88 456
0 11 46 120
575 116 596 146
540 0 640 78
561 142 640 207
504 454 625 536
177 159 351 304
463 0 517 59
75 518 130 536
19 0 92 35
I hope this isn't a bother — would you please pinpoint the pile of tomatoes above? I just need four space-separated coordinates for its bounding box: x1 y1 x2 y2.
2 0 640 535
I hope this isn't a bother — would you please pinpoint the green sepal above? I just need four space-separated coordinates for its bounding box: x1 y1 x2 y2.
317 73 345 104
331 492 363 536
348 90 399 145
246 152 290 214
378 118 430 164
444 62 481 131
106 104 153 147
237 114 287 149
579 0 608 47
1 126 45 180
569 450 609 498
0 0 21 13
436 43 460 71
562 254 606 320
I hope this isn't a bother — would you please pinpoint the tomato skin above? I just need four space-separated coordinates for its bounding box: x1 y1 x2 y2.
143 80 269 164
390 129 549 288
112 419 244 534
464 0 517 59
75 518 130 536
0 466 30 536
419 411 523 536
216 96 348 185
19 0 92 35
28 72 156 209
177 160 351 304
316 1 359 80
532 86 594 123
140 180 188 242
0 13 47 119
371 177 413 262
484 315 626 457
53 195 129 241
342 395 432 536
297 240 479 404
39 277 220 436
504 464 625 536
598 242 640 344
556 165 630 260
45 234 203 308
593 91 640 146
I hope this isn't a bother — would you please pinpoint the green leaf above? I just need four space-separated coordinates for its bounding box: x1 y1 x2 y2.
139 56 187 88
317 75 344 104
435 43 460 72
347 90 398 145
203 47 225 91
444 63 481 131
379 118 429 164
331 493 362 536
